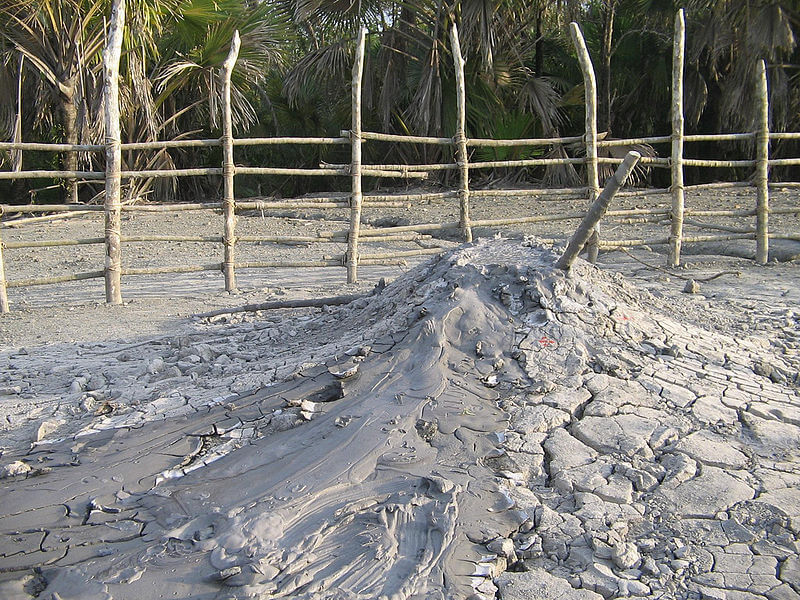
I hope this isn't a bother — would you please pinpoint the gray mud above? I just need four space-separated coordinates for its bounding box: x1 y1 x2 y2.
1 239 799 600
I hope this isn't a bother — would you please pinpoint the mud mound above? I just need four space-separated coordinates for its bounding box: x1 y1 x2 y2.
1 239 798 600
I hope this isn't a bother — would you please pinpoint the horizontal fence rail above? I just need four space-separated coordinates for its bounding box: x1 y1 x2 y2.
0 9 798 313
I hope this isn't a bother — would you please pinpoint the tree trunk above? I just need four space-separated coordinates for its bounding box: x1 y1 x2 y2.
534 4 544 77
598 0 615 134
60 89 80 204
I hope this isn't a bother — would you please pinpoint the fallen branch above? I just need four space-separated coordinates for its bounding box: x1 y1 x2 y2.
195 290 375 319
619 248 740 282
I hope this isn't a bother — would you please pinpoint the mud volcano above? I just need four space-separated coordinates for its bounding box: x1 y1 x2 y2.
1 239 798 600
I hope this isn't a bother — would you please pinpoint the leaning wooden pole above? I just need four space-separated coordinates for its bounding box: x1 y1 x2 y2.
222 31 241 291
557 151 641 270
347 27 367 284
450 23 472 243
755 59 770 265
570 22 600 262
669 9 686 267
103 0 125 304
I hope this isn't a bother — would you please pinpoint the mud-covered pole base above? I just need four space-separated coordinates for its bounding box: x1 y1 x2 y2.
0 219 9 313
557 151 641 270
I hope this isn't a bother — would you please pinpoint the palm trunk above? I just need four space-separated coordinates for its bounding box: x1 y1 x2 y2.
598 0 615 134
60 90 80 204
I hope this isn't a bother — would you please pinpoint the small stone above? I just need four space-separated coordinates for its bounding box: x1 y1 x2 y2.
683 279 700 294
0 461 31 478
487 537 516 561
36 419 64 442
612 541 641 570
147 357 165 375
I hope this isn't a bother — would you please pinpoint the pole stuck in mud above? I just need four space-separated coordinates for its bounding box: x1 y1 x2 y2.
102 0 125 304
669 9 686 267
347 27 367 284
0 213 9 313
569 22 601 263
222 31 241 292
450 24 472 243
755 59 770 265
557 150 641 270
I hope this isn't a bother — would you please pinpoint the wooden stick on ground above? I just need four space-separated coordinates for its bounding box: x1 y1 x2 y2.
222 31 241 291
557 151 641 270
195 292 368 319
103 0 126 305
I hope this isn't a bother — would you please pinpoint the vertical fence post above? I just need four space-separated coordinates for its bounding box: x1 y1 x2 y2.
347 27 367 284
222 31 241 292
755 59 770 265
0 214 9 314
669 9 686 267
450 23 472 243
570 22 600 262
103 0 125 304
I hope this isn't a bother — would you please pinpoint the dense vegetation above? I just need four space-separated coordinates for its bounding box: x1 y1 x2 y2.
0 0 798 203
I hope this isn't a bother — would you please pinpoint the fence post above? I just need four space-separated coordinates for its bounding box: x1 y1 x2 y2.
0 214 8 314
450 23 472 243
569 22 600 262
755 59 770 265
347 27 367 284
669 9 686 267
222 31 241 291
103 0 125 304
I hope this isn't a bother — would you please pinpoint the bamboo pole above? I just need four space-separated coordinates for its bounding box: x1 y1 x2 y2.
3 237 105 249
767 158 800 167
685 182 751 191
755 59 770 265
234 136 349 146
451 23 472 243
222 31 240 291
468 135 584 147
570 22 600 262
347 27 367 284
598 136 672 146
0 170 104 180
103 0 125 305
7 270 105 288
596 157 670 166
0 142 104 152
770 132 800 140
684 133 755 142
682 159 755 168
123 264 221 276
669 9 686 267
557 151 641 270
0 219 9 313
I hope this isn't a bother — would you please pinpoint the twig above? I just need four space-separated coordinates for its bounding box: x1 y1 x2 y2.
619 248 740 282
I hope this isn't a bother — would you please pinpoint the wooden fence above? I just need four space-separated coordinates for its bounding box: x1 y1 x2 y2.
0 9 799 313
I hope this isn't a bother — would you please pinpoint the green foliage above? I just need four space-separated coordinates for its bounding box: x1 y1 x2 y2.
1 0 798 203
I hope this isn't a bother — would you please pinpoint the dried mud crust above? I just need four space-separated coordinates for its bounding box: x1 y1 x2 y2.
0 192 798 600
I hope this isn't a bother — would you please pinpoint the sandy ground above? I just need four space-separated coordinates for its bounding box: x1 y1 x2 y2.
0 189 798 599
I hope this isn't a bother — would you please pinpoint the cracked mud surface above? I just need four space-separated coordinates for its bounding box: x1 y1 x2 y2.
1 238 799 600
